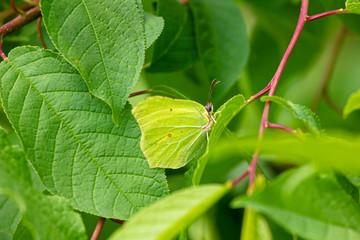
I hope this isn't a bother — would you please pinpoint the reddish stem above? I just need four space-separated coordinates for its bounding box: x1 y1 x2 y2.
0 4 33 22
266 122 297 133
91 217 105 240
11 0 24 16
0 6 41 38
111 218 125 225
305 9 347 21
0 41 8 61
247 0 309 188
231 169 249 187
37 17 47 49
245 81 272 104
129 89 150 98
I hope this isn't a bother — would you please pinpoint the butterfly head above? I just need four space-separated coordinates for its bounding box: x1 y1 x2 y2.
205 102 213 113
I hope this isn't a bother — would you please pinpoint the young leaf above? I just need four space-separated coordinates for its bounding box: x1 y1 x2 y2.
0 129 87 240
148 0 198 72
109 184 231 240
185 94 246 186
0 46 168 220
343 89 360 118
0 195 21 235
144 13 164 49
41 0 145 124
188 0 249 99
346 0 360 13
232 166 360 240
261 96 322 134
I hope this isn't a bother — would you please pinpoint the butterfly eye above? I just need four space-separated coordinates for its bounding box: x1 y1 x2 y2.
205 103 213 113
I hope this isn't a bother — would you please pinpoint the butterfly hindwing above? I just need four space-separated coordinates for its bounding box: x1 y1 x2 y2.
132 96 210 168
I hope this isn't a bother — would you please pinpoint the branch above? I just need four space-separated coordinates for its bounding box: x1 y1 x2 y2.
91 217 106 240
0 4 33 22
37 17 47 49
266 122 297 134
305 9 347 21
247 0 309 188
11 0 25 16
0 5 41 38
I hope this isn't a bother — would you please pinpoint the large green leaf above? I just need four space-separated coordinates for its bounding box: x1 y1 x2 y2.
185 94 246 186
0 46 168 219
0 195 21 235
188 0 249 99
261 96 322 135
343 89 360 118
41 0 145 124
0 129 87 240
109 184 231 240
147 0 198 72
346 0 360 13
232 166 360 240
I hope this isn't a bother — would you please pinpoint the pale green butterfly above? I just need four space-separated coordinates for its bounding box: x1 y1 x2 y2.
132 80 220 169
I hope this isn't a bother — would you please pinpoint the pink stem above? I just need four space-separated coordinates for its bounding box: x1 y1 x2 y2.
37 17 47 49
91 217 105 240
231 169 249 187
247 0 309 188
305 9 347 21
245 81 272 104
0 41 8 61
111 218 125 225
11 0 24 15
266 122 297 133
128 89 150 98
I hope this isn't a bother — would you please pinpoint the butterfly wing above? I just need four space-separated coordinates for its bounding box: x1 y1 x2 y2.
132 96 210 168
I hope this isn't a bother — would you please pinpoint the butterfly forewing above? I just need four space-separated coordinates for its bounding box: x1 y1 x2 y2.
132 96 210 168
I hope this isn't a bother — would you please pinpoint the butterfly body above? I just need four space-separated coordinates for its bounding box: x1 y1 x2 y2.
132 96 212 169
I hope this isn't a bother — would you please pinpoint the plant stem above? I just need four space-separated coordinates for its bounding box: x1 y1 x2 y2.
231 170 249 187
111 218 125 224
311 26 346 113
244 81 271 104
129 89 150 98
11 0 24 16
91 217 105 240
0 5 41 38
0 4 33 22
0 41 8 61
37 17 47 49
248 0 309 188
305 9 347 21
266 122 297 134
323 89 343 115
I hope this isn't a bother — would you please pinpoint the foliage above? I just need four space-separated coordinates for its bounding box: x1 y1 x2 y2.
0 0 359 239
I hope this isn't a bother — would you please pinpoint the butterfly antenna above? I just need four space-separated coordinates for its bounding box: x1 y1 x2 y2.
207 78 220 104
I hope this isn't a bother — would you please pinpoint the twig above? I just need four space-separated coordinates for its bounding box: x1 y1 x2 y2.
245 81 272 104
91 217 106 240
0 41 8 61
231 170 249 187
305 9 347 21
247 0 309 188
111 218 125 224
311 26 346 113
266 122 297 134
129 89 150 98
11 0 24 16
0 5 41 38
323 89 343 115
37 17 47 49
0 4 33 22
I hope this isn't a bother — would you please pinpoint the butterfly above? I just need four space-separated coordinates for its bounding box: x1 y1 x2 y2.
132 79 220 169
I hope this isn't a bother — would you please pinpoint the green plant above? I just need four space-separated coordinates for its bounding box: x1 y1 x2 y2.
0 0 360 239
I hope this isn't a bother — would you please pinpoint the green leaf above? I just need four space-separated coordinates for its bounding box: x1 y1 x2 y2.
238 133 360 174
188 0 249 99
148 0 198 72
109 184 231 240
344 89 360 118
144 13 164 49
41 0 145 124
185 94 246 186
0 195 21 235
0 46 168 219
0 129 87 240
346 0 360 13
261 96 322 135
132 96 210 169
12 221 33 240
232 166 360 240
